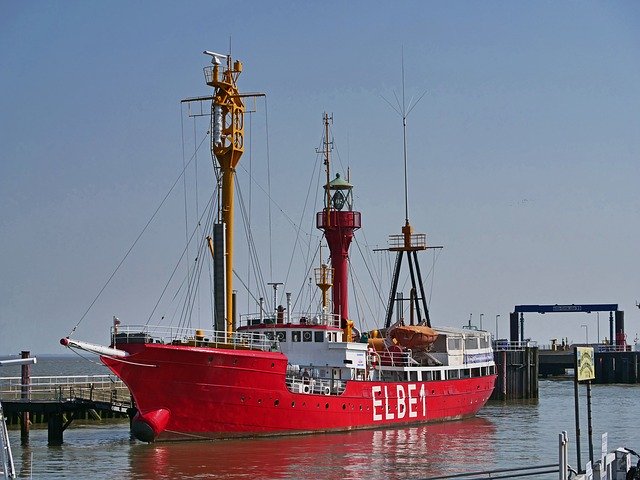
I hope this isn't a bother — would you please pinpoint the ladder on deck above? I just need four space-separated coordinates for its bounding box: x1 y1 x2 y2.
0 401 15 480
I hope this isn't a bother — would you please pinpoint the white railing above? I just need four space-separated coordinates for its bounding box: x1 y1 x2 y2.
0 375 129 405
112 325 275 352
493 340 538 351
238 312 341 329
286 376 346 396
596 344 633 353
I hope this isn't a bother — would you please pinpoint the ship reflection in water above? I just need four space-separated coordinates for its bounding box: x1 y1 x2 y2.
129 417 496 480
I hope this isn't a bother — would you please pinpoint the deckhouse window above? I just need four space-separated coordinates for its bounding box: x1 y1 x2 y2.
303 331 313 342
292 331 301 342
464 338 478 350
447 338 461 351
314 331 324 343
276 331 286 342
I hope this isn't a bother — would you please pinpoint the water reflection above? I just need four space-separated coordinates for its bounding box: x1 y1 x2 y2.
128 418 496 480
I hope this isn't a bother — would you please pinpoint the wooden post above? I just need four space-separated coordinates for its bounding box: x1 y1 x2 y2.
20 350 31 446
47 412 64 446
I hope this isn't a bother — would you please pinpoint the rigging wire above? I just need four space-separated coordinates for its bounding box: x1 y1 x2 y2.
68 131 210 337
236 163 313 251
177 199 217 330
264 98 274 281
352 237 387 315
291 239 321 314
193 114 202 326
235 176 269 307
348 259 365 329
282 139 326 298
145 192 216 326
180 105 193 332
246 111 253 313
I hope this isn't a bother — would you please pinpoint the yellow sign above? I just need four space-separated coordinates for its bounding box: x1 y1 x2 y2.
576 347 595 381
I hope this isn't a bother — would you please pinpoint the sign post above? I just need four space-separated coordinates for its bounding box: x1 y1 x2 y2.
574 346 596 473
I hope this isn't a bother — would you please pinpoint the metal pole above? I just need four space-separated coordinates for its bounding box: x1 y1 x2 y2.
559 431 568 480
586 380 594 467
573 347 582 473
581 324 588 344
480 314 484 331
495 314 500 339
609 311 614 346
520 313 524 342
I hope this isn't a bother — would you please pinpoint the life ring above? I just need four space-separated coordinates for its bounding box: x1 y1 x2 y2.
303 331 312 341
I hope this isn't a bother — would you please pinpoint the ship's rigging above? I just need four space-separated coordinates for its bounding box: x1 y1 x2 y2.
67 51 444 345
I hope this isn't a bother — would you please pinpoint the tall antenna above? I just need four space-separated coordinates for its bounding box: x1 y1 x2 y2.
381 48 428 225
401 50 409 224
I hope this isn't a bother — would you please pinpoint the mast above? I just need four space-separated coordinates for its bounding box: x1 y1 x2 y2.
382 56 440 329
316 114 361 336
204 52 245 338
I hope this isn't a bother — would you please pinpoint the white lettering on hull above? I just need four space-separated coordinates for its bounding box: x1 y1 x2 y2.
372 383 427 422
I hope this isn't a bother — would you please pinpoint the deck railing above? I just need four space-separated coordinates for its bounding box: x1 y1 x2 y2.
238 312 341 329
286 376 347 396
112 325 274 352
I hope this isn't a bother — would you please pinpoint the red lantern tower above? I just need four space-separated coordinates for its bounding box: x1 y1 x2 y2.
315 114 361 329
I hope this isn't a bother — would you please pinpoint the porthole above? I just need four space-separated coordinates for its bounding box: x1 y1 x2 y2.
274 399 280 407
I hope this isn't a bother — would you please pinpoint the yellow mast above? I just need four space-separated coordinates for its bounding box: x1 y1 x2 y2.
205 53 245 338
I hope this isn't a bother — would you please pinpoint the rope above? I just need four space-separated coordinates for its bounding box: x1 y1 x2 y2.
68 131 210 337
264 97 274 280
282 143 325 297
145 191 216 326
180 107 193 334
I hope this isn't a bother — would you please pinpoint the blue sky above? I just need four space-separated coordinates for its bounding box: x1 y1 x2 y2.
1 1 639 355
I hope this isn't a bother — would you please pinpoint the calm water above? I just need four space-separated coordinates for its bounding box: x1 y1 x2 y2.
3 355 640 479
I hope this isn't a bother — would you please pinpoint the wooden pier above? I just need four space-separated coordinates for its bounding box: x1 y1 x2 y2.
0 375 131 445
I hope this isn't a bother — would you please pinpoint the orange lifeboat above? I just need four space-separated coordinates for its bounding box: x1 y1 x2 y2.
388 325 438 349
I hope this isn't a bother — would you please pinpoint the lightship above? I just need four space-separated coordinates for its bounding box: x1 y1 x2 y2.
62 52 496 442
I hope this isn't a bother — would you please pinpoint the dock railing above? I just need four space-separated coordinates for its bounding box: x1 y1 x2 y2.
493 340 538 351
0 375 130 411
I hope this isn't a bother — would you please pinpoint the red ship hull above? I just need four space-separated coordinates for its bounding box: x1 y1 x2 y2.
102 342 496 441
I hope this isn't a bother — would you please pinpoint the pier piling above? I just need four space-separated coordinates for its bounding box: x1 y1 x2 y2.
19 351 30 446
